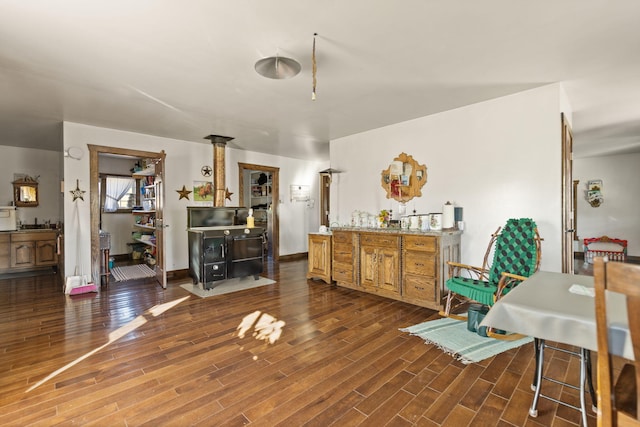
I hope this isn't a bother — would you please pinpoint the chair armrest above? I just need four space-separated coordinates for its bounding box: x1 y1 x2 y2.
495 272 528 301
447 261 489 281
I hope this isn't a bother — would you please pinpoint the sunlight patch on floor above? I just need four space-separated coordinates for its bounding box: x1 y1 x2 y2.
26 296 190 393
237 310 286 347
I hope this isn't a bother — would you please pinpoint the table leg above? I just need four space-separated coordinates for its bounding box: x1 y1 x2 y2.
585 349 597 412
528 339 593 425
529 338 544 417
579 348 588 427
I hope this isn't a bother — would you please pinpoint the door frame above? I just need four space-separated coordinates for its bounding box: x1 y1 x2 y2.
319 172 331 227
238 162 279 261
561 113 574 274
88 145 166 287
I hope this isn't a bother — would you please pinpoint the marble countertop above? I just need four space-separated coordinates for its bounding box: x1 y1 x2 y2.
1 228 59 233
321 226 462 236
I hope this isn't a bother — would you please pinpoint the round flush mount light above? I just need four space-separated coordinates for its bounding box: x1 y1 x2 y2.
64 146 84 160
255 55 301 79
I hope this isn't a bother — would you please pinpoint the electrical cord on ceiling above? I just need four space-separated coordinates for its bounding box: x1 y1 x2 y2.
312 33 318 100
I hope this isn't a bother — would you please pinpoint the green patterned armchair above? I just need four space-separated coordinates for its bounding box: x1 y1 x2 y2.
440 218 542 320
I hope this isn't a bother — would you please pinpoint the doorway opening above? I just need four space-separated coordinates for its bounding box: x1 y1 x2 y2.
238 163 279 261
319 172 331 227
89 145 166 288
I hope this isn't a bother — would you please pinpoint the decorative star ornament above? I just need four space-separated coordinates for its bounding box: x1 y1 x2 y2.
201 165 212 177
176 185 192 200
225 187 233 201
70 179 85 202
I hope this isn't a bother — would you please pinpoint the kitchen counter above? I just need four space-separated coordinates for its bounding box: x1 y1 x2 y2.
0 229 59 273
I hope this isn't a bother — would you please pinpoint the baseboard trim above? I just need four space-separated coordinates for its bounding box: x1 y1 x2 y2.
279 252 308 262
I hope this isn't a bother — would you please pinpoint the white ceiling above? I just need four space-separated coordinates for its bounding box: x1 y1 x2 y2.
1 1 640 160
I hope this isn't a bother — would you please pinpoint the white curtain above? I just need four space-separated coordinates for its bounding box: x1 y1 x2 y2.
104 177 133 212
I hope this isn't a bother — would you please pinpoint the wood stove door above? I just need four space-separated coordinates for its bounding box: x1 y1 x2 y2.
228 235 263 279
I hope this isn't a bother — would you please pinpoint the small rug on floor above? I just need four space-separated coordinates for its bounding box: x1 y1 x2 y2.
180 276 276 298
400 317 533 364
110 264 156 282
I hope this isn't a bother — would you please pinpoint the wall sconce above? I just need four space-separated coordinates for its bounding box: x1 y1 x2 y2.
586 179 603 207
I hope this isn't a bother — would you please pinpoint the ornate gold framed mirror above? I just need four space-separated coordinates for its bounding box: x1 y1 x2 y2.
381 153 427 203
13 176 39 207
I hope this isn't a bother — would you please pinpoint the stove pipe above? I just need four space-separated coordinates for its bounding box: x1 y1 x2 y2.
204 134 234 207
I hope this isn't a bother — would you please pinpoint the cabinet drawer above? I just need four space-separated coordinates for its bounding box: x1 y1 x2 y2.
333 262 354 282
403 235 436 252
403 274 436 302
333 251 353 264
333 241 353 252
360 234 399 247
11 232 57 242
404 252 436 276
332 232 354 244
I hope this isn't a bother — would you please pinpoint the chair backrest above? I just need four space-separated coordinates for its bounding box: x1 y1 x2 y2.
594 257 640 425
487 218 540 285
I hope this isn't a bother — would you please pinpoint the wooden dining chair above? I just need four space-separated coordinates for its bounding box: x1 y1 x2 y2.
594 257 640 426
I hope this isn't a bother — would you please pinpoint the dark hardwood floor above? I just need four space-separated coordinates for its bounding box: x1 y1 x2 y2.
0 260 597 426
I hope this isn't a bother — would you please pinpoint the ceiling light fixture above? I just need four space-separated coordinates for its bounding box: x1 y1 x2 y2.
255 53 301 79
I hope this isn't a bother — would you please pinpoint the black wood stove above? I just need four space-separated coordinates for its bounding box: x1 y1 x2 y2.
187 207 265 290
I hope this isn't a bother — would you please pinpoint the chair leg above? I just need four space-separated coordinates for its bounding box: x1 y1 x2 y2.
438 291 467 321
486 329 527 341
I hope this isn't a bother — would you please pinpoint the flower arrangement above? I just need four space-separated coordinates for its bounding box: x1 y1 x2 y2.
378 209 390 227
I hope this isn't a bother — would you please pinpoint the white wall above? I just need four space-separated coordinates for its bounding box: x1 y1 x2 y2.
330 84 566 272
574 152 640 256
62 122 324 282
0 146 62 226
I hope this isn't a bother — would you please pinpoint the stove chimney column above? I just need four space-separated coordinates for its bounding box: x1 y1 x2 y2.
204 134 234 207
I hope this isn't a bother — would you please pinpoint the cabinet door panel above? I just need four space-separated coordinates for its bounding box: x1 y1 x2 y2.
0 235 9 269
308 239 328 274
36 240 57 265
359 246 377 288
11 242 35 268
377 249 399 292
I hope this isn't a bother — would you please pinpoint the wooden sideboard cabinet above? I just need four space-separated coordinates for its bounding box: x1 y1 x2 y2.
331 230 357 286
359 233 400 297
307 233 332 284
1 231 58 273
331 228 461 311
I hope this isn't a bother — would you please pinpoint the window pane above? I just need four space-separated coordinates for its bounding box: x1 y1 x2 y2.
104 177 135 212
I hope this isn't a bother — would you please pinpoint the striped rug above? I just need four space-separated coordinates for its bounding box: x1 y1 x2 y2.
400 317 533 364
110 264 156 282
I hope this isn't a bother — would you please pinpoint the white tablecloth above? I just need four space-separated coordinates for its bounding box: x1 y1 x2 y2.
480 271 633 360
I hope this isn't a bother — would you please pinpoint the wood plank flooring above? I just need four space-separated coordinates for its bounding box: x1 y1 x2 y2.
0 260 597 426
